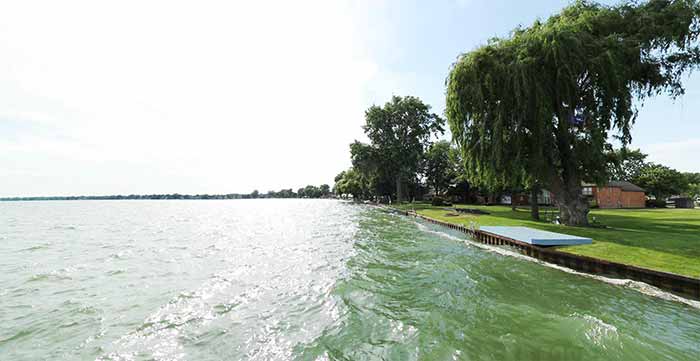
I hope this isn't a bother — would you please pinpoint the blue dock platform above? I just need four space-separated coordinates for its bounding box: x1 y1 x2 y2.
479 226 592 246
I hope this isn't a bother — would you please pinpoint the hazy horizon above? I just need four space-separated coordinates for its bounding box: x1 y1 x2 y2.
2 0 699 198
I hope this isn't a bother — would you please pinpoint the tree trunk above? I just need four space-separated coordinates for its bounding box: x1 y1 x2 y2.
396 177 403 203
549 102 589 226
530 187 540 221
547 169 590 226
551 184 589 226
558 195 589 225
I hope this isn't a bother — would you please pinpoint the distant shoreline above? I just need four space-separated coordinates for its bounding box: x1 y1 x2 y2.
0 195 336 202
1 185 336 202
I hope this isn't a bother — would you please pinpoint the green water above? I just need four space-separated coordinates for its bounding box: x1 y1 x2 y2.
0 200 698 360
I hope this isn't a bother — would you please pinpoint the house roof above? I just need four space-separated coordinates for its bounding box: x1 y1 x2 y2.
582 181 645 192
607 181 645 192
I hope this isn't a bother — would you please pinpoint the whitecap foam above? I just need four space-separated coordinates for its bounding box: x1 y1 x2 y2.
97 270 253 360
570 313 619 348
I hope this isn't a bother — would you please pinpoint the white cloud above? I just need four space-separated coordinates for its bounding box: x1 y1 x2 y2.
642 138 700 173
0 0 379 196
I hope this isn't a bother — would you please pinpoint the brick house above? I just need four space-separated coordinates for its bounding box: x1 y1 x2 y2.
582 181 645 208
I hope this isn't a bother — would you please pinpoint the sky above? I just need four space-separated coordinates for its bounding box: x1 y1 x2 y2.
1 0 698 197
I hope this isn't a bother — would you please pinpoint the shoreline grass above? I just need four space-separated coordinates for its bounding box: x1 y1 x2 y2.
393 203 700 278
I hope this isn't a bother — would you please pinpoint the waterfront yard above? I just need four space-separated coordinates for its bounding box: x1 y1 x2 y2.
395 203 700 278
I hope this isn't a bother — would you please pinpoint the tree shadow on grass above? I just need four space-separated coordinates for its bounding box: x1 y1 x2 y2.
533 212 699 257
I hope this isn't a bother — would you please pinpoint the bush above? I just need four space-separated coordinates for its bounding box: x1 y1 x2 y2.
431 196 452 206
645 199 666 208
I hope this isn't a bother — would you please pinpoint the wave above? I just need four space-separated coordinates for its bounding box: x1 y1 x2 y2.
52 225 78 230
97 272 246 360
27 268 74 282
18 244 51 252
570 313 619 348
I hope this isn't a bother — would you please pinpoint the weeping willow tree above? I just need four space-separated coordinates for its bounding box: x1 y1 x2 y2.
446 0 700 225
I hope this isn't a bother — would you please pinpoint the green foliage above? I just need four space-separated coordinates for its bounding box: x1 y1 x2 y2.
633 163 688 199
444 144 476 203
365 95 444 201
686 172 700 184
295 185 328 198
608 148 649 181
333 167 368 200
352 96 444 202
685 172 700 199
688 183 700 200
424 140 457 196
609 151 696 201
305 185 320 198
349 141 393 198
446 0 700 225
275 189 296 198
646 198 668 208
363 96 444 177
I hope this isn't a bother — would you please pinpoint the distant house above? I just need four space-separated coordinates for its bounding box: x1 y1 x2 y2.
511 190 555 206
482 189 554 206
465 182 644 208
582 181 645 208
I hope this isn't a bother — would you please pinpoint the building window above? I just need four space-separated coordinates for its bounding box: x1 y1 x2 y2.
582 187 593 196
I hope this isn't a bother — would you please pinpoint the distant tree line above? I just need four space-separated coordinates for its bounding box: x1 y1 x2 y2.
609 148 700 202
265 184 332 199
0 185 333 201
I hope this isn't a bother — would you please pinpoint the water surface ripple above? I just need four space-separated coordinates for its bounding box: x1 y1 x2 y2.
0 200 698 360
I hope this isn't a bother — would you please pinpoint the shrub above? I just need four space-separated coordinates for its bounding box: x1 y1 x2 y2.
645 199 666 208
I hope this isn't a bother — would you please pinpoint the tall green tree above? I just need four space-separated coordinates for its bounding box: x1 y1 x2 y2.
424 140 456 196
349 141 392 199
277 189 295 198
445 144 480 204
332 171 347 198
446 0 700 225
609 148 649 182
303 185 321 198
333 167 367 200
686 172 700 200
361 95 444 202
633 163 688 200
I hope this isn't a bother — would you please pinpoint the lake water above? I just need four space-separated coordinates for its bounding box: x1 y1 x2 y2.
1 200 699 360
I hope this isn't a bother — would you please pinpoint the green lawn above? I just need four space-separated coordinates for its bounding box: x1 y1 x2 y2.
393 203 700 278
